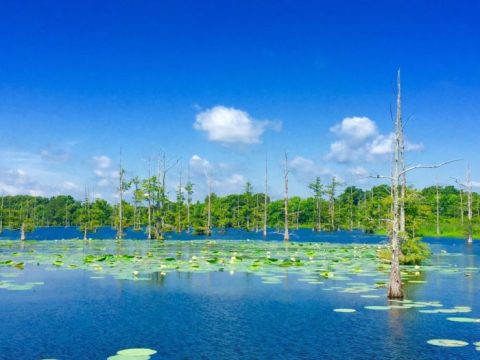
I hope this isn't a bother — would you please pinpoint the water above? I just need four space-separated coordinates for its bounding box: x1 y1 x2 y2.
0 229 478 359
0 226 388 243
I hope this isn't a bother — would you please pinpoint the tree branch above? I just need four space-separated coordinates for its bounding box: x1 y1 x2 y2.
401 159 461 177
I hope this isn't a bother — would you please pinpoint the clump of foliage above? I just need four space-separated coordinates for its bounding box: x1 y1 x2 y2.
378 237 431 265
400 237 431 265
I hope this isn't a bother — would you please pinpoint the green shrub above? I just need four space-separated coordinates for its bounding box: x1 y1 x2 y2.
377 237 431 265
400 237 431 265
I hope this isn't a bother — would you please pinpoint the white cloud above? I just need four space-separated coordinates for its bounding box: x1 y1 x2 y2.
61 181 79 191
0 167 47 196
348 166 369 177
212 173 246 195
327 116 423 163
194 105 280 144
93 155 112 169
189 154 212 174
92 155 118 188
330 116 378 145
289 156 332 182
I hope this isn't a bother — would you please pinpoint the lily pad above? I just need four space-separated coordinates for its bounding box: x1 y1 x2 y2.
446 317 480 323
364 305 391 311
427 339 469 347
116 348 157 356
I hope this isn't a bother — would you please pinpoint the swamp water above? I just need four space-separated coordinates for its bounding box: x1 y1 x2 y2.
0 230 478 359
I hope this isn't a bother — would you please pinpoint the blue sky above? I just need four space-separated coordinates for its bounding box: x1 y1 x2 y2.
0 0 479 201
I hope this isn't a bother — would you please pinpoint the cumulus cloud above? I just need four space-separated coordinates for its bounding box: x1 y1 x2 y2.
189 154 212 174
194 105 281 144
289 156 332 183
187 155 247 196
0 167 78 196
348 166 369 178
212 173 246 195
327 116 423 163
93 155 112 169
92 155 118 188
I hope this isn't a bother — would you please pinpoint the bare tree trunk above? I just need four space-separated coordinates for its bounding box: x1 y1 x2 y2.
283 152 289 241
395 70 407 236
255 194 259 232
83 186 89 241
186 199 191 233
460 190 464 226
388 69 404 300
237 196 240 228
0 195 4 234
177 170 183 233
147 199 152 239
436 184 440 236
349 187 353 231
316 197 321 232
263 156 268 237
186 165 192 234
20 222 26 241
204 167 212 236
467 168 473 244
296 202 300 230
64 201 69 228
117 150 124 240
207 183 212 236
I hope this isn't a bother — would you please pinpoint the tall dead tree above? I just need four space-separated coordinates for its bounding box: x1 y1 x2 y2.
204 166 212 236
326 177 342 231
0 195 3 234
117 150 125 240
185 165 194 234
459 190 464 226
370 69 458 299
255 193 259 232
349 186 354 231
146 157 153 239
453 167 473 244
176 168 183 233
436 183 441 236
263 156 268 237
397 71 407 234
283 152 290 241
308 177 323 232
295 201 301 230
83 186 90 241
156 153 178 239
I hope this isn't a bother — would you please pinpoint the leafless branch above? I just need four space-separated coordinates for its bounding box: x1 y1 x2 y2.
401 159 461 177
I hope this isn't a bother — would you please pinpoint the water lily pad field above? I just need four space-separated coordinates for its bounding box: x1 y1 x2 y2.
0 232 478 359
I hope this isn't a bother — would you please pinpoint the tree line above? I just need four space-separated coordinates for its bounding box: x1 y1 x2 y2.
1 183 478 240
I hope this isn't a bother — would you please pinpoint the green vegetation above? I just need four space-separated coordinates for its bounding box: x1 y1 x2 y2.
0 184 477 242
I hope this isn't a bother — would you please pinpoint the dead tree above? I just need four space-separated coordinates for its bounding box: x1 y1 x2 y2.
397 71 406 234
263 155 268 237
436 183 441 236
117 150 125 240
0 195 3 234
459 190 465 226
369 69 458 299
177 168 183 233
204 166 212 236
453 167 473 244
283 152 290 241
83 186 90 241
349 186 354 231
